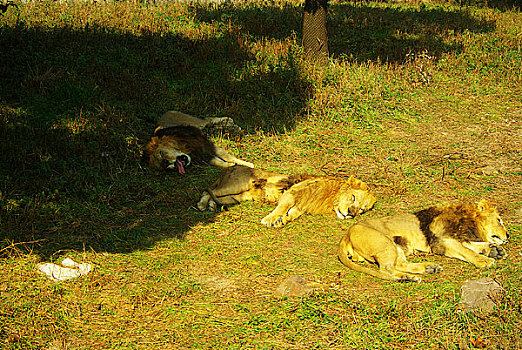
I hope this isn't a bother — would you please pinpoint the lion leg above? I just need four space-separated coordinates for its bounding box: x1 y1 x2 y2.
198 187 255 211
209 156 237 168
439 239 496 268
197 168 253 210
213 146 254 168
375 261 422 283
261 193 297 227
197 192 243 211
197 192 212 211
204 117 235 127
376 251 423 283
203 117 242 133
463 241 507 260
275 208 303 227
394 249 443 275
158 111 208 129
349 230 421 282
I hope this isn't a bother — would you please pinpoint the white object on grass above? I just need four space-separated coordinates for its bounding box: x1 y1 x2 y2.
38 258 92 281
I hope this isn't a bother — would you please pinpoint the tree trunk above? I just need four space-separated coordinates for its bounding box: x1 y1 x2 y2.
302 0 329 63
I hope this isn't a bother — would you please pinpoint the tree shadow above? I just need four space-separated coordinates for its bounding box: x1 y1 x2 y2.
194 1 495 63
0 15 313 258
327 3 496 62
0 102 228 259
0 23 310 133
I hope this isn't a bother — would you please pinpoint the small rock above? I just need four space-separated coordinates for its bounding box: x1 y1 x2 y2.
274 275 315 298
480 165 499 176
197 276 236 292
458 278 504 314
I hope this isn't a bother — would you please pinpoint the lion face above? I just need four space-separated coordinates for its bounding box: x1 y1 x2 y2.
476 200 508 245
334 189 376 219
144 137 191 173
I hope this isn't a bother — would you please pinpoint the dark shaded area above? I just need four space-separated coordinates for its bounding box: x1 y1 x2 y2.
194 2 494 63
0 18 309 258
0 24 309 131
327 3 495 62
0 101 227 258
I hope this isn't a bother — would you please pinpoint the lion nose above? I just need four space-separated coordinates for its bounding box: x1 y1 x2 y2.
177 154 190 165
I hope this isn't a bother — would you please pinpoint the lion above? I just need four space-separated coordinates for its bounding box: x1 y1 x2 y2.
143 111 254 173
260 176 376 227
338 200 509 282
197 165 376 227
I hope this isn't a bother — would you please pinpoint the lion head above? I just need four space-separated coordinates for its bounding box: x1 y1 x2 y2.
334 189 376 219
143 136 192 173
475 199 509 245
431 199 509 245
142 126 215 174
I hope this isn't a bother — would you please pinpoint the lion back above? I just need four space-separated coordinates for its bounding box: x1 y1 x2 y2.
285 177 343 214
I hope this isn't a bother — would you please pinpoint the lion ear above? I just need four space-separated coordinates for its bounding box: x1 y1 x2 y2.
477 199 490 212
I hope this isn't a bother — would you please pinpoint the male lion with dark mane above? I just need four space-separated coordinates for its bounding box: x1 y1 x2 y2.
197 165 376 227
143 111 254 173
338 200 509 282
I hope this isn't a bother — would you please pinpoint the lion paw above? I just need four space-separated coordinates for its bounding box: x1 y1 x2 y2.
207 200 218 212
488 246 506 260
261 215 284 227
398 275 421 283
477 257 496 268
197 200 210 211
425 264 443 274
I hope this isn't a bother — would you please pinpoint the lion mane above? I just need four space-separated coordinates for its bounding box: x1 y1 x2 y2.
143 126 217 172
143 125 253 173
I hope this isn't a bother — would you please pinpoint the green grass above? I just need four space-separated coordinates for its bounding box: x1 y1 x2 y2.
1 0 521 349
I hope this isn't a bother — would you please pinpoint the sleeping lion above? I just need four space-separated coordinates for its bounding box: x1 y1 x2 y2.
143 111 254 173
197 165 376 227
338 200 509 282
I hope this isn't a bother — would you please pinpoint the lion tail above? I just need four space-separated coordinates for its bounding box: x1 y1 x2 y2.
337 242 398 282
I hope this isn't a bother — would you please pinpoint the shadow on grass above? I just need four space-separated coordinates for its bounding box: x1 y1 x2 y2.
0 23 309 259
0 102 228 258
0 1 495 259
194 2 495 63
0 23 310 133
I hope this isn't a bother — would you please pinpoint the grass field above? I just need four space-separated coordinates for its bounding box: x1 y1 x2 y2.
0 0 521 349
